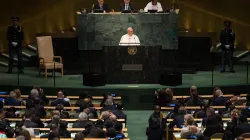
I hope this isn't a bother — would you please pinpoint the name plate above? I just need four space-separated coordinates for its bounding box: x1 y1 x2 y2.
122 64 143 71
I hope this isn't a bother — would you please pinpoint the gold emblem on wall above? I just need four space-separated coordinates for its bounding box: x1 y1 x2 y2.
128 46 137 55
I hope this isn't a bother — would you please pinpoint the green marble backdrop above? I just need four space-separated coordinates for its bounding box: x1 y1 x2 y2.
77 13 178 50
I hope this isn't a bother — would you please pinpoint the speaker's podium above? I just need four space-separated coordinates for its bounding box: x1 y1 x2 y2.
103 45 161 84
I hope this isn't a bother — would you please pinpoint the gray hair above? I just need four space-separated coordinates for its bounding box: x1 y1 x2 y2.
79 112 88 121
9 91 16 98
100 111 110 120
30 89 39 99
16 136 26 140
105 99 113 106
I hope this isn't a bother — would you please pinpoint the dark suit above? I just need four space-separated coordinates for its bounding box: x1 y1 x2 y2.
184 96 203 103
31 115 44 128
93 3 109 12
110 109 127 119
202 114 222 127
120 3 135 11
146 127 165 140
203 124 224 137
39 94 49 105
168 115 184 128
186 99 204 106
72 120 91 128
211 96 227 106
83 126 106 138
23 119 39 128
100 105 117 112
220 29 235 71
7 25 24 71
51 99 70 107
234 123 250 137
34 104 46 118
4 97 21 106
59 129 71 138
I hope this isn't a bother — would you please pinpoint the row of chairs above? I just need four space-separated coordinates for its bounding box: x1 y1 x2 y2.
1 93 246 100
4 138 129 140
161 105 246 110
0 95 122 100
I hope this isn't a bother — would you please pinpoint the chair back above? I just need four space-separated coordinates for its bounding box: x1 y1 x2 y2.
241 133 250 138
211 133 224 138
36 36 54 63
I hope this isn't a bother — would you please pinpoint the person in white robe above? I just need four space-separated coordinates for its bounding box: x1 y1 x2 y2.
119 27 140 46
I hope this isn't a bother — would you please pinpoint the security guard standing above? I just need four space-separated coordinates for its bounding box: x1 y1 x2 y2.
220 20 235 73
7 17 24 73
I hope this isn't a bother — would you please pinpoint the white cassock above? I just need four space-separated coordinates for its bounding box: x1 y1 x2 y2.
144 2 163 12
119 34 140 46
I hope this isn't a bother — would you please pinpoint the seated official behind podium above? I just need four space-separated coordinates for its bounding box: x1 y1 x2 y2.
93 0 110 12
144 0 163 12
120 0 135 11
119 27 140 46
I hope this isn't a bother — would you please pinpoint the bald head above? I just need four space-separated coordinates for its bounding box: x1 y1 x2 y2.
127 27 134 36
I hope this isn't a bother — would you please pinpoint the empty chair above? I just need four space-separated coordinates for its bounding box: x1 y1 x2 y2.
36 36 63 78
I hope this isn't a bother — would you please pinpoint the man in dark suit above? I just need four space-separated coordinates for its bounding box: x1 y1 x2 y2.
93 0 110 12
220 20 235 73
186 91 204 106
23 110 39 128
100 98 117 112
110 102 127 120
51 91 70 107
120 0 135 11
7 17 24 73
59 121 71 138
4 91 21 106
202 107 222 127
211 89 227 106
168 106 186 128
234 115 250 137
184 85 202 103
73 112 91 128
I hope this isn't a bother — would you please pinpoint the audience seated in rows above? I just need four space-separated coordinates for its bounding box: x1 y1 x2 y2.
154 85 250 140
0 87 128 139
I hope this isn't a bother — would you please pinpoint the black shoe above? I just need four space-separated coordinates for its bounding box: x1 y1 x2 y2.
18 70 24 74
220 69 225 73
230 70 235 73
7 69 12 73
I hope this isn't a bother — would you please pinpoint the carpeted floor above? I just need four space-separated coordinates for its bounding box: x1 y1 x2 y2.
0 65 249 88
124 110 151 140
